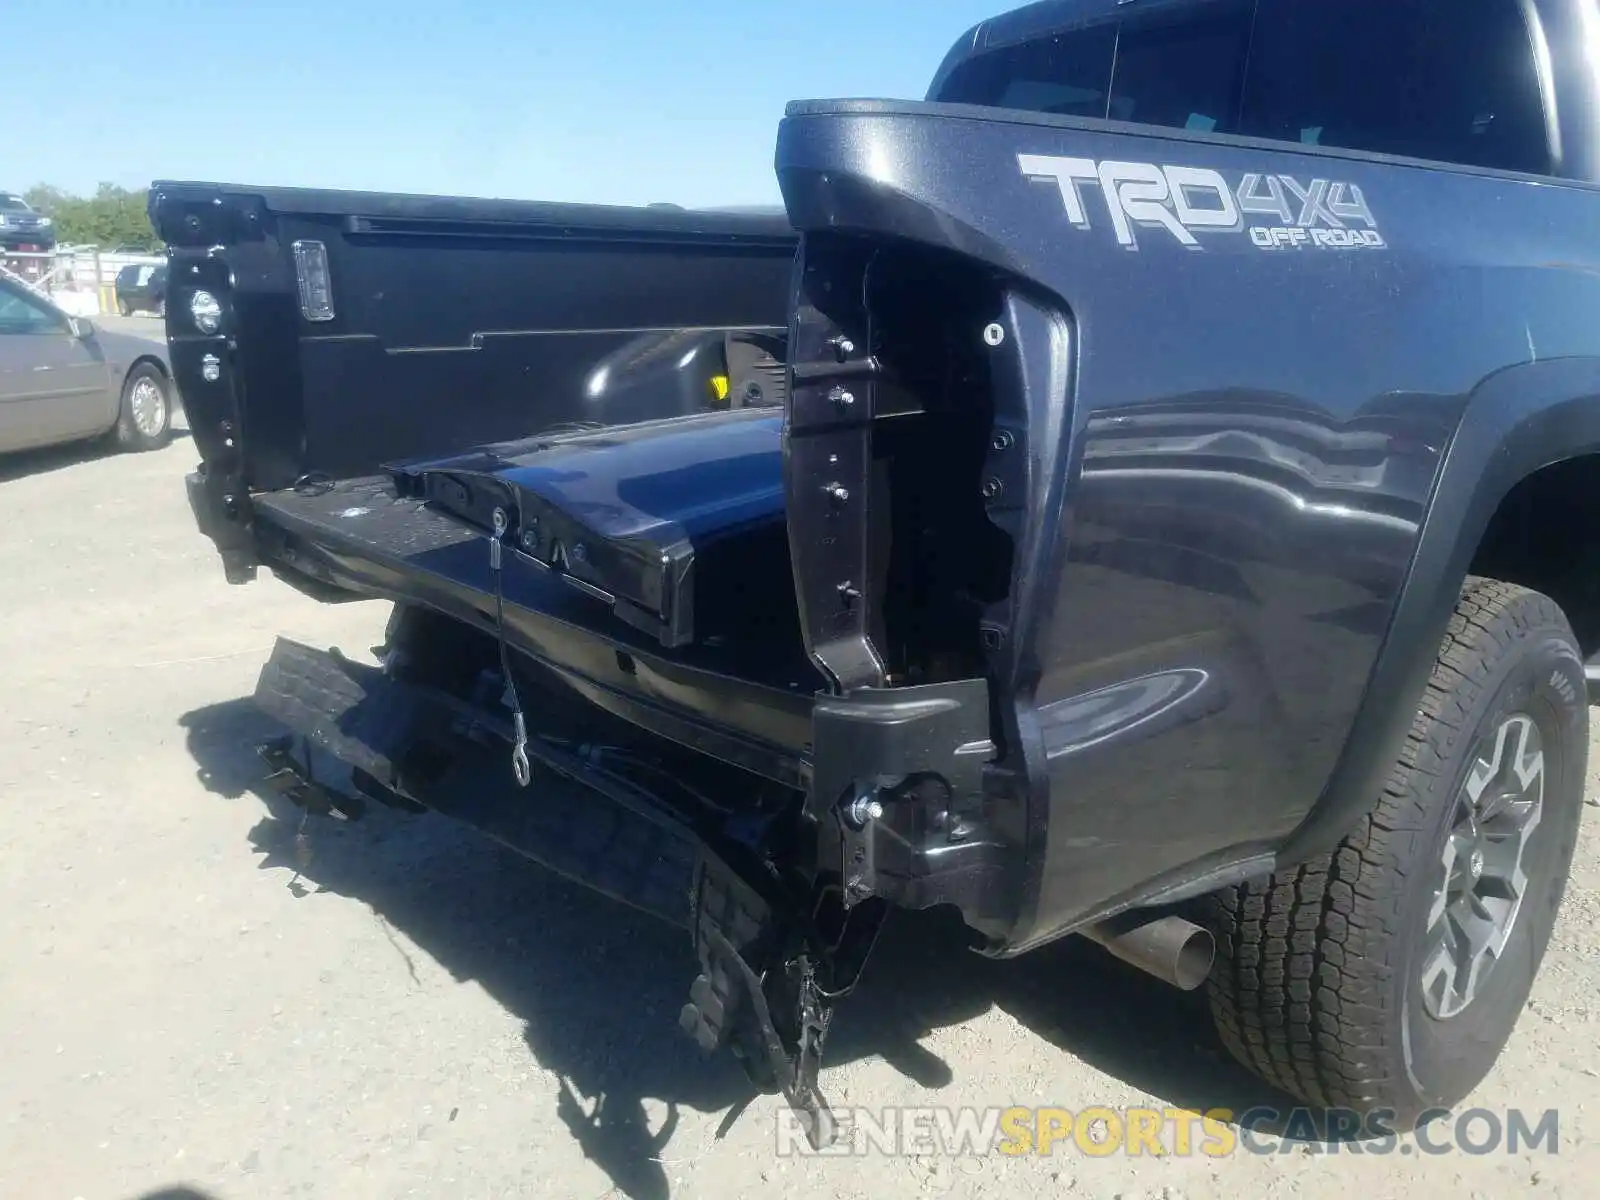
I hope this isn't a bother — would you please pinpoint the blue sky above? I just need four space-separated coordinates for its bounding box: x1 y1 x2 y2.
10 0 1001 208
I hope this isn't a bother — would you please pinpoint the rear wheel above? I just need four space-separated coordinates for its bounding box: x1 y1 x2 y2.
155 297 166 319
117 298 131 317
114 363 174 452
1202 576 1587 1127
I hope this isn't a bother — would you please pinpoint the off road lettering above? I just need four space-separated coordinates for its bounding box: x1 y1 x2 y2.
1020 155 1384 251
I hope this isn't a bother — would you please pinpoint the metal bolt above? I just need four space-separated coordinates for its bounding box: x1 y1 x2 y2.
983 323 1006 347
520 528 538 551
492 507 508 536
831 335 855 361
990 429 1014 451
824 482 850 504
837 581 861 607
829 385 855 411
846 789 884 826
981 478 1003 500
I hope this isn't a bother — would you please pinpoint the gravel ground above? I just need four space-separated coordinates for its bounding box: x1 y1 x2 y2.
92 312 167 346
1 436 1597 1200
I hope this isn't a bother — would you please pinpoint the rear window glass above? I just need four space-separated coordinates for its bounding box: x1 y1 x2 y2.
934 0 1552 174
937 9 1251 133
940 24 1118 118
1241 0 1549 173
1104 14 1251 133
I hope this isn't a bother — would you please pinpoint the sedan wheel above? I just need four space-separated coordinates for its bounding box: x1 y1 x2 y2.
114 363 174 452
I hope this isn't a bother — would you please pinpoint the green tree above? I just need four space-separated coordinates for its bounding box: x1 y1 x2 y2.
22 183 162 250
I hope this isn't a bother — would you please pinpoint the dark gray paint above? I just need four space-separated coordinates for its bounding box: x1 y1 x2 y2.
167 0 1600 955
775 66 1600 945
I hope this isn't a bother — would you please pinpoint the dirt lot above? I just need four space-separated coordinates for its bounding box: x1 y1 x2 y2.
2 434 1597 1200
92 312 168 345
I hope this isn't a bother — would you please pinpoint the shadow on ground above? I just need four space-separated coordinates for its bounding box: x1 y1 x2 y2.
0 427 190 484
180 696 1298 1200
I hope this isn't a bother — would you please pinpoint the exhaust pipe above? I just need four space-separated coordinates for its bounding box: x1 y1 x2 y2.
1081 912 1215 991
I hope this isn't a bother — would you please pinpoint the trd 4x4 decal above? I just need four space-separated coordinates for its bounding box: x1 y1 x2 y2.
1018 154 1385 251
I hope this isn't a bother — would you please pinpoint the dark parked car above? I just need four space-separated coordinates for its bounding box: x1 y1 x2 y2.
159 0 1600 1148
0 193 55 252
114 264 167 317
0 275 175 455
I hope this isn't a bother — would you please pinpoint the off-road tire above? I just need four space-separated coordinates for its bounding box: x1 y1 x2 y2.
117 298 131 316
1202 576 1586 1127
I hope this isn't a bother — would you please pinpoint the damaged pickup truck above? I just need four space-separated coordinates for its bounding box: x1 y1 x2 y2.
155 0 1600 1143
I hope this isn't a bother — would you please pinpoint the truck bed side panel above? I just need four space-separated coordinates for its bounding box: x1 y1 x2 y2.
776 101 1600 946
